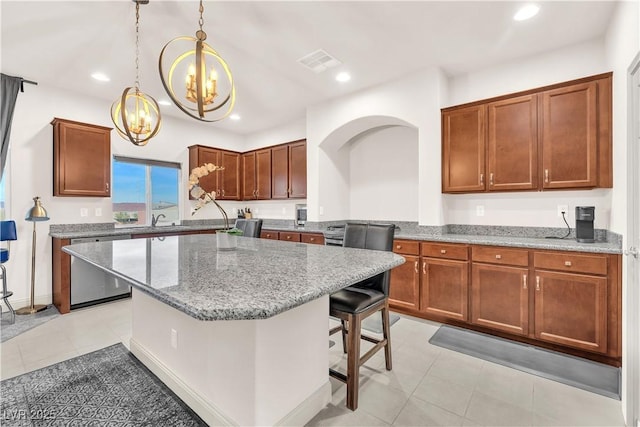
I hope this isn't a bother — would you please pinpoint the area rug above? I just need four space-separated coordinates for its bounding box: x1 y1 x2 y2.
0 343 206 426
429 325 620 400
0 305 60 343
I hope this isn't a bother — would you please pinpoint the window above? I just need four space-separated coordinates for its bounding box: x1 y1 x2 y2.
112 156 180 227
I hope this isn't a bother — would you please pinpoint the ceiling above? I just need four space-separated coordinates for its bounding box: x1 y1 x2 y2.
1 1 617 135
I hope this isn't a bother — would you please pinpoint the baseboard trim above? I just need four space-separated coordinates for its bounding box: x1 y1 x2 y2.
275 381 331 426
130 338 238 426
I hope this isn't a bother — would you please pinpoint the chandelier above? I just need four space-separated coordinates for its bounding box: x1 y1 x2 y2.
158 0 235 122
111 0 161 146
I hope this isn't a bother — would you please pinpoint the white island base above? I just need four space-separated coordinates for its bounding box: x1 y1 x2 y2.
129 289 332 426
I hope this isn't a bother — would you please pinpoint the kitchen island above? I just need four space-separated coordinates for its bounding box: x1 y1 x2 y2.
62 234 404 426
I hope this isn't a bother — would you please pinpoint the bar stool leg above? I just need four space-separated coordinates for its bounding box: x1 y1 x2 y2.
341 319 348 354
346 312 361 411
0 264 14 324
382 303 392 371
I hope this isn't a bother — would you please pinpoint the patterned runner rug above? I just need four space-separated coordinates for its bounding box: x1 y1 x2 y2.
0 343 206 426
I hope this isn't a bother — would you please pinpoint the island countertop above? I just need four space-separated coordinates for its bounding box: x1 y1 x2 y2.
62 234 405 321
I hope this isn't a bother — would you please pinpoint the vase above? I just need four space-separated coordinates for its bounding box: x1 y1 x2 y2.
216 231 238 251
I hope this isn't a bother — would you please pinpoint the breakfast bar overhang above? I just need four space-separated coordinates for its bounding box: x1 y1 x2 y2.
62 234 404 426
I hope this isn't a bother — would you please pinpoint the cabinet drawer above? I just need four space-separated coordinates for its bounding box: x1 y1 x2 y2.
301 233 324 245
279 232 301 242
534 251 607 275
422 242 468 260
472 246 528 266
393 240 420 255
261 231 279 240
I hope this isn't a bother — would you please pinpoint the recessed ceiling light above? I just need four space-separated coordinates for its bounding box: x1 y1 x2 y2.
91 72 110 82
229 114 241 121
336 72 351 83
158 100 172 106
513 4 540 21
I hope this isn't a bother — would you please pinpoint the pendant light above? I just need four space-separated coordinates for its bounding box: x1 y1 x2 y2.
158 0 235 122
111 0 161 146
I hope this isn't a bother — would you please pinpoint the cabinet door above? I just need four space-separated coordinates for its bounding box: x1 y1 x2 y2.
300 233 324 245
534 271 607 353
242 152 256 200
442 105 486 193
289 141 307 198
271 145 289 199
220 151 241 200
421 258 468 321
279 232 301 242
471 263 529 336
255 148 272 199
541 81 597 189
487 95 538 191
53 119 111 197
189 146 220 198
261 231 279 240
389 254 420 311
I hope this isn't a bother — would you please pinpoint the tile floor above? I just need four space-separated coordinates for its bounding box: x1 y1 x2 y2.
0 299 626 426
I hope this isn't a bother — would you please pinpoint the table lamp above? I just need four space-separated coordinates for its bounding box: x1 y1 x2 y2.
16 196 50 315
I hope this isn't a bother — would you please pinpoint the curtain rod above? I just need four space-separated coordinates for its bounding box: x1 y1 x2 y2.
20 77 38 92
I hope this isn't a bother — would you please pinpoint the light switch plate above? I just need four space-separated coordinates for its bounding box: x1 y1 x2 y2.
476 205 485 217
95 207 102 217
80 208 88 217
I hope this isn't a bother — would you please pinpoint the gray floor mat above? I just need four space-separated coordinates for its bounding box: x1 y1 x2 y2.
429 325 620 400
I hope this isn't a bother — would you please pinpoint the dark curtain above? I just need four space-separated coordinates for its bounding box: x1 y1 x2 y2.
0 73 22 179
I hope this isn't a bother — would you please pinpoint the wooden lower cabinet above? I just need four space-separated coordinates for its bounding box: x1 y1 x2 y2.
389 254 420 311
389 240 621 365
260 231 279 240
471 263 529 336
534 270 608 353
300 233 324 245
421 258 468 321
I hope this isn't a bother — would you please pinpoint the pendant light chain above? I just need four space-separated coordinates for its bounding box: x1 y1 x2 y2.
198 0 205 32
135 1 141 92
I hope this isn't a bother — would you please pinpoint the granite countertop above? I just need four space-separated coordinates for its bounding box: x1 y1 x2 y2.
51 221 623 254
62 235 405 321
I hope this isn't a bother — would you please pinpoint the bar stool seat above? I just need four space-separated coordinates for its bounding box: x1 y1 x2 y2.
329 222 395 411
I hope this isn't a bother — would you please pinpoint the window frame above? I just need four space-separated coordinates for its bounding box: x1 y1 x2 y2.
112 155 182 227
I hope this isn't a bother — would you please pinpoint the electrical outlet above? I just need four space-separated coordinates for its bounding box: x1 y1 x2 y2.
557 205 568 217
281 207 286 215
95 207 102 217
319 206 324 216
476 205 485 217
170 329 178 349
80 208 88 217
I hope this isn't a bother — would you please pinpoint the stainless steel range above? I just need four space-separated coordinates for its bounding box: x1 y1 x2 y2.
323 225 345 246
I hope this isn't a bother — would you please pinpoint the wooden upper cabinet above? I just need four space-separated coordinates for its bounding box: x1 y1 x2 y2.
442 105 486 193
272 140 307 199
52 118 112 197
243 149 272 200
219 151 240 200
487 95 538 191
442 72 612 194
541 81 597 189
271 145 289 199
189 145 241 201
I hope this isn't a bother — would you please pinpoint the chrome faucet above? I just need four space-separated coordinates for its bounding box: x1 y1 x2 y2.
151 213 165 227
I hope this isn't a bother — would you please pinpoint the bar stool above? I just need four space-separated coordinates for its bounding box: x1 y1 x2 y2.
234 218 263 238
329 222 395 410
1 220 18 324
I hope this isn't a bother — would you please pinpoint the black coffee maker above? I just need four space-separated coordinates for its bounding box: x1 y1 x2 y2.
575 206 595 243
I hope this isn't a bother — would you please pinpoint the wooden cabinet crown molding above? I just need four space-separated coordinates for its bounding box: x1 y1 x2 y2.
442 72 612 194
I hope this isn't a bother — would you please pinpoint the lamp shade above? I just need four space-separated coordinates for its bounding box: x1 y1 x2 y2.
25 196 49 222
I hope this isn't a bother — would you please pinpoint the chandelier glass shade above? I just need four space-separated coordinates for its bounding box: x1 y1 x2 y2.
158 1 235 122
111 1 161 146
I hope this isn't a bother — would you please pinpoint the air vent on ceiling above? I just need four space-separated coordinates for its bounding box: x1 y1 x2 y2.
297 49 342 73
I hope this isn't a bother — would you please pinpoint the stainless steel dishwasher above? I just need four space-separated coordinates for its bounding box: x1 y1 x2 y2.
70 234 132 309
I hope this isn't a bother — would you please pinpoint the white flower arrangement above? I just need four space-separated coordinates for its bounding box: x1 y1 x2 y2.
189 163 230 228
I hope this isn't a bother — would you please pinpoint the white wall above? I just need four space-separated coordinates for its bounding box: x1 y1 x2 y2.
443 38 612 228
348 126 419 221
5 84 244 306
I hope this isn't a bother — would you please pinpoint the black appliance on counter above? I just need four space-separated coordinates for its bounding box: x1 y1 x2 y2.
575 206 595 243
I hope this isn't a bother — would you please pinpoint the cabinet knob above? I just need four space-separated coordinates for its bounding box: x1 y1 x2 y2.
536 276 541 291
544 169 549 184
396 245 402 250
440 249 447 254
310 238 315 242
495 254 502 260
489 173 494 186
414 261 419 274
106 182 110 190
480 173 484 185
286 236 291 240
523 274 527 289
422 262 427 274
564 261 572 267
